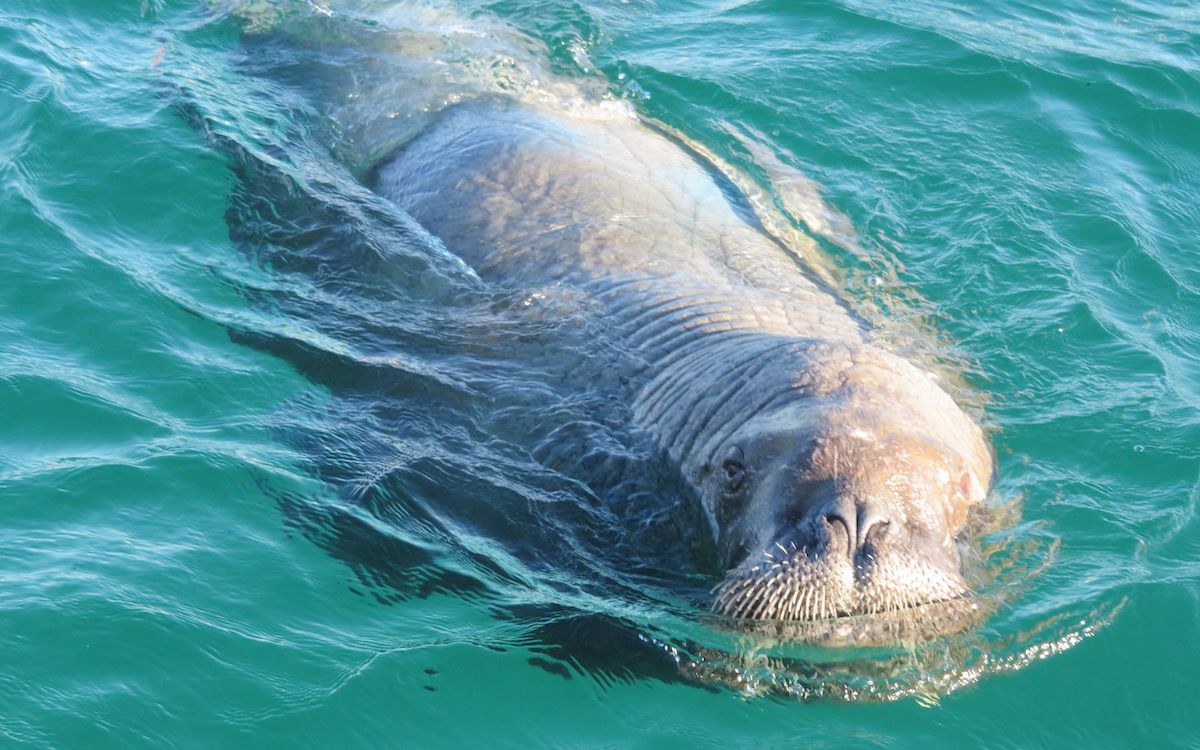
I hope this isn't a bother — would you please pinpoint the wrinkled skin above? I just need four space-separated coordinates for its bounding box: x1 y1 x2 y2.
372 98 994 638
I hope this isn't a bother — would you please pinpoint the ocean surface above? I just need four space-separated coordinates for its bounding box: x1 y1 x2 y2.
2 0 1198 746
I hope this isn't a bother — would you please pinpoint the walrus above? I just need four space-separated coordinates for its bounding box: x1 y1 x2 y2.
367 96 994 643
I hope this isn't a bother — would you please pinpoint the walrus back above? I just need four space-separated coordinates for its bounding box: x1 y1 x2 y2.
372 99 864 347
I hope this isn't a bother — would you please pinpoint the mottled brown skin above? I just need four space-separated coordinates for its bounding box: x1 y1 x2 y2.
372 98 993 638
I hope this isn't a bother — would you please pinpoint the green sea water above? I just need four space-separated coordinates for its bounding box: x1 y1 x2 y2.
2 0 1198 746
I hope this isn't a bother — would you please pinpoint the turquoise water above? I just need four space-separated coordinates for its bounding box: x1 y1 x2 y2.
2 0 1198 745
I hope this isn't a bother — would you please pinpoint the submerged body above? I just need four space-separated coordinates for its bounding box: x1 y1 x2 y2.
373 98 993 640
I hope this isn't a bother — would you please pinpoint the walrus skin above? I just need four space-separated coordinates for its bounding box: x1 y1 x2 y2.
373 98 994 638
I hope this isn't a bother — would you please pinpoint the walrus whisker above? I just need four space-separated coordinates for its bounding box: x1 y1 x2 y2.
711 534 980 629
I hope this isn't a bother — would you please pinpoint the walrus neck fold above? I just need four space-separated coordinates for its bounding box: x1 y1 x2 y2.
632 333 834 467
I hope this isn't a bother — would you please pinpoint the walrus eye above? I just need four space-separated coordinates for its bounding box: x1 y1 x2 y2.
722 456 746 492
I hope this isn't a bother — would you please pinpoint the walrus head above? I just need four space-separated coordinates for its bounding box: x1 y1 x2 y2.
702 398 991 636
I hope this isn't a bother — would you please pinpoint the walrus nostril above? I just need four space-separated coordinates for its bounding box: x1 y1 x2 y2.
863 516 890 541
822 512 853 556
860 518 890 560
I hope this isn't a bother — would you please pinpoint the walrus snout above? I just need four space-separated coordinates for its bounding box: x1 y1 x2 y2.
711 526 971 625
711 496 967 621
